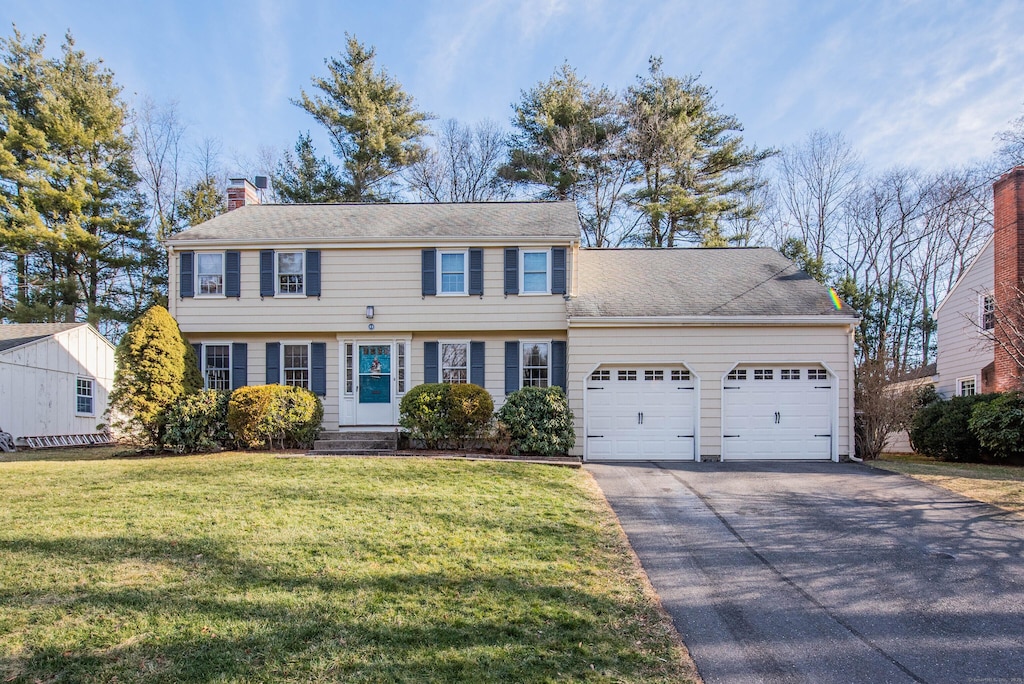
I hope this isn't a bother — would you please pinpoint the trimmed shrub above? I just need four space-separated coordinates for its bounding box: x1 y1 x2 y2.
227 385 323 449
108 305 200 446
399 383 452 448
496 386 575 457
909 393 998 462
162 389 231 453
449 383 494 445
968 392 1024 462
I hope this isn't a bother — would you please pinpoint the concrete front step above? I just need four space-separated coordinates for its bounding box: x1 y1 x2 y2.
313 430 398 454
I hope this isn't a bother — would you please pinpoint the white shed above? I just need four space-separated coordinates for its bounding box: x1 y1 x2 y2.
0 323 115 445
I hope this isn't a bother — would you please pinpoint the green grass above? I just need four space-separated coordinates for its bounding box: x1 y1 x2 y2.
874 453 1024 515
0 452 695 683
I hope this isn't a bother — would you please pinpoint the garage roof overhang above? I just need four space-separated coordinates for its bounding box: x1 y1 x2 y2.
567 315 861 328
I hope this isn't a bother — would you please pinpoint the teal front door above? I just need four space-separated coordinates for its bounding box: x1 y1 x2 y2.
356 343 393 424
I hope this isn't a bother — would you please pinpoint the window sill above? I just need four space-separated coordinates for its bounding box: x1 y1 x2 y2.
437 292 469 297
274 293 307 298
518 291 551 296
195 294 227 299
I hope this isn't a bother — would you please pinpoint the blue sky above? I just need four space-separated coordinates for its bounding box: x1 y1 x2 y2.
7 0 1024 176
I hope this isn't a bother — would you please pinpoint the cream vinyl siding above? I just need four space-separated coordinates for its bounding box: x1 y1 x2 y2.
567 324 854 460
171 247 568 334
935 239 993 398
0 326 115 440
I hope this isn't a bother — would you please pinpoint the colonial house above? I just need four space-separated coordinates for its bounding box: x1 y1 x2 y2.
934 166 1024 398
0 322 115 447
165 178 857 462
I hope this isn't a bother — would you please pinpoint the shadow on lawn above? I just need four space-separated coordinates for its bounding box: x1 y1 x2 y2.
0 534 674 683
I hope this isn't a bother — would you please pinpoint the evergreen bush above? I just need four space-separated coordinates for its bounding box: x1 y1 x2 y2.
162 389 231 453
968 392 1024 462
909 393 998 462
399 383 495 448
227 385 323 449
496 386 575 457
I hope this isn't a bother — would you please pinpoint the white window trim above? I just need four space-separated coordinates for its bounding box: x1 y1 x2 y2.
520 339 551 388
282 341 312 389
198 342 232 391
956 375 977 397
75 376 95 416
437 250 469 296
439 339 471 384
519 249 551 295
195 251 226 298
275 251 305 297
979 292 995 334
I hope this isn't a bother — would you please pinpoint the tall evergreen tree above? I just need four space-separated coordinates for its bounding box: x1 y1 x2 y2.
273 132 345 203
175 175 225 228
294 36 430 202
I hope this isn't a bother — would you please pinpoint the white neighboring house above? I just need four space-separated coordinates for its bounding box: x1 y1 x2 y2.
0 323 115 446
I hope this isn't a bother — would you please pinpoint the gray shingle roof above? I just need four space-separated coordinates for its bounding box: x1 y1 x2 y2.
569 248 853 318
0 323 85 353
166 201 581 243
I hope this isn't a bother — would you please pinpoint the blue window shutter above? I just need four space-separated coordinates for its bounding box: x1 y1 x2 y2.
551 247 567 295
180 252 194 298
470 341 485 387
469 249 484 296
552 341 567 392
504 248 519 295
231 342 248 389
306 250 321 297
260 250 275 297
505 341 520 394
422 249 436 296
424 341 438 383
225 251 241 297
311 342 327 396
266 342 280 384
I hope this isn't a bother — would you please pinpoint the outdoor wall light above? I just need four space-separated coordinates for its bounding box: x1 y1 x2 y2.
365 305 375 319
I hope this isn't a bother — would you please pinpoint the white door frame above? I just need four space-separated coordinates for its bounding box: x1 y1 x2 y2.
338 337 410 427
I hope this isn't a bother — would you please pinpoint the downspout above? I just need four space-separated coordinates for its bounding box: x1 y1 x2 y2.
848 322 862 462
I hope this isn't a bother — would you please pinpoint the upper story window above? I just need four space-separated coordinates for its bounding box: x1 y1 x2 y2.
277 252 304 295
439 251 467 295
521 251 550 294
76 377 94 415
197 253 224 295
981 293 995 331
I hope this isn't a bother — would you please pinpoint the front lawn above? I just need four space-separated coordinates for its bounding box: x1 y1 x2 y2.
0 453 695 682
874 453 1024 515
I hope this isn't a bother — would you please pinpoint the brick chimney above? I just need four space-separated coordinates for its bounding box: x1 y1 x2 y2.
227 178 260 211
992 166 1024 391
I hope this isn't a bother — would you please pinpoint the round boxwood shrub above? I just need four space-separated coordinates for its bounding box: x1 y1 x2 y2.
968 392 1024 462
399 383 493 448
496 386 575 457
227 385 323 449
909 393 998 462
162 389 231 453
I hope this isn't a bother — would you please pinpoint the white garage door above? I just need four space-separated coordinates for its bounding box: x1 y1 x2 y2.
722 366 832 460
585 367 697 461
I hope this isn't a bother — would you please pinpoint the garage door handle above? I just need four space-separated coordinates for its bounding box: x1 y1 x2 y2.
815 385 831 389
723 434 740 438
815 434 831 437
587 435 604 439
677 434 694 438
775 411 780 424
678 387 694 390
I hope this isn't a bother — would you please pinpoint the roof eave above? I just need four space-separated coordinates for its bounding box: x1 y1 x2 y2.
164 235 580 249
567 314 861 327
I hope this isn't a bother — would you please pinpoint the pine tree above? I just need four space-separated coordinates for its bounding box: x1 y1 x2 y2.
273 132 344 203
294 36 430 202
176 175 225 228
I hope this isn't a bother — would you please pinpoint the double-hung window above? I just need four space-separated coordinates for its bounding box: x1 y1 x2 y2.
522 341 549 387
442 342 468 383
981 294 995 331
203 344 231 390
957 377 977 397
283 344 310 389
439 251 467 295
76 377 94 415
197 253 224 295
521 251 549 294
277 252 304 295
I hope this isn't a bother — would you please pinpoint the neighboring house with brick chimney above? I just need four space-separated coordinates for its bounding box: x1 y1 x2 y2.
934 166 1024 398
165 178 858 462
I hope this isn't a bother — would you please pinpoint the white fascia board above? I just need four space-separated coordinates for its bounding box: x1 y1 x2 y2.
568 315 861 328
932 234 994 319
163 235 578 249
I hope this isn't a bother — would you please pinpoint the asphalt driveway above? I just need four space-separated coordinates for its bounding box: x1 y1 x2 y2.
587 461 1024 684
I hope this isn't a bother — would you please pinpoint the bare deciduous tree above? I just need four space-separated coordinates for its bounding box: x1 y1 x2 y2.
406 119 511 203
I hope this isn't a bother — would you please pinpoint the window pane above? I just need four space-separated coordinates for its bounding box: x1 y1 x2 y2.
523 252 547 292
76 378 94 414
278 253 304 294
284 344 309 389
279 252 303 274
522 343 549 387
442 343 468 384
204 345 231 390
197 254 223 294
440 253 465 293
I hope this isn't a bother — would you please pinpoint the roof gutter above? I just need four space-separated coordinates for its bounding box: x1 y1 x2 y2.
162 235 580 249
